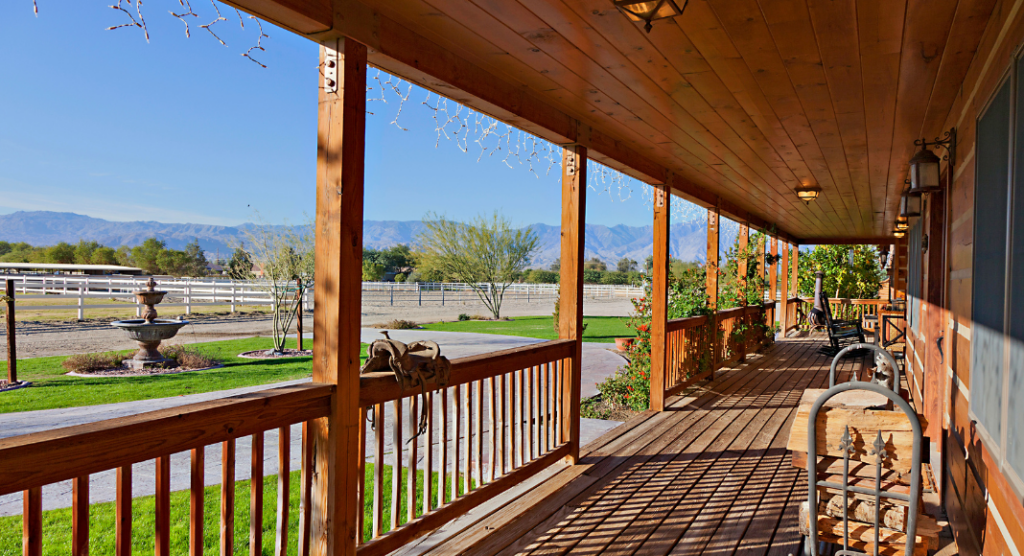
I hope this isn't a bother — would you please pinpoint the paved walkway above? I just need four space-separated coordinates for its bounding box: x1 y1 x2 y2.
0 329 627 516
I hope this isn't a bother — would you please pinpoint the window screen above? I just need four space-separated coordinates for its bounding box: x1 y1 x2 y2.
970 78 1011 444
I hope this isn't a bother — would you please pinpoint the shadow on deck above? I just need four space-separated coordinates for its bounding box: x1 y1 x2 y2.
394 335 857 556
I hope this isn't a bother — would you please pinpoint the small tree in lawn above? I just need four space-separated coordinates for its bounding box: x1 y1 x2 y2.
241 216 314 354
415 211 539 319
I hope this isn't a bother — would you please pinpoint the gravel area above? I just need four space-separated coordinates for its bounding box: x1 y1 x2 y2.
2 297 635 359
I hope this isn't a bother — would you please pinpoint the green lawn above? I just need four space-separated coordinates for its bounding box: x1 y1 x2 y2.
420 315 634 343
1 338 367 415
0 464 469 555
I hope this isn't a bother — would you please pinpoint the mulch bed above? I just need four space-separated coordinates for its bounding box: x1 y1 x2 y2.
66 364 222 378
238 349 312 359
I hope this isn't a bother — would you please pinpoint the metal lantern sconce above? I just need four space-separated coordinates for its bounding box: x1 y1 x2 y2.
614 0 688 32
899 181 922 218
794 184 822 205
894 216 910 232
909 128 956 194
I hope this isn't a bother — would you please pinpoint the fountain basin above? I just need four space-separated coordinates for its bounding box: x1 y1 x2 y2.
111 319 189 368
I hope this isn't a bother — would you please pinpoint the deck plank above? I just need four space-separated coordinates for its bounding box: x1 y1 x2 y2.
414 336 854 556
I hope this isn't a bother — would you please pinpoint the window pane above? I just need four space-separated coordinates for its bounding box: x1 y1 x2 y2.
1006 60 1024 475
970 79 1010 443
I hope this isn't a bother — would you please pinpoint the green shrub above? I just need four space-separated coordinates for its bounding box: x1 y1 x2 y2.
600 271 630 285
160 345 218 368
394 273 407 283
525 269 559 284
583 269 604 283
458 313 471 321
61 352 128 373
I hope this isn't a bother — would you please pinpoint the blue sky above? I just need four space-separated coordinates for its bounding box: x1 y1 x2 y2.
0 1 714 230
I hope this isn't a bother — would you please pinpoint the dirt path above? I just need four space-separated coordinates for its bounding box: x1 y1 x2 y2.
2 297 634 359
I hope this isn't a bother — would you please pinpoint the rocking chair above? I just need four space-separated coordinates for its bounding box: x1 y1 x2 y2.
820 289 865 356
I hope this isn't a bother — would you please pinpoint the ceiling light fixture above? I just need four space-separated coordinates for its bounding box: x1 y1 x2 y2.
613 0 689 33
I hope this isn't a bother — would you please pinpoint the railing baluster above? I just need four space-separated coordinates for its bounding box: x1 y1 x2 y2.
407 396 418 521
519 368 526 467
23 487 42 556
116 465 131 556
391 398 403 529
221 439 236 556
372 404 385 538
250 433 264 556
191 448 204 556
463 381 473 494
156 455 172 556
72 476 89 556
527 366 535 462
510 370 519 469
275 427 289 556
303 422 315 554
439 389 448 506
498 373 507 475
474 380 483 488
488 377 497 483
424 394 434 514
555 360 562 445
452 384 461 501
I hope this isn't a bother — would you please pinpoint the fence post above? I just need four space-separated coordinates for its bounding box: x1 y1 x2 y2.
5 279 16 385
441 284 445 306
296 278 303 352
390 283 394 306
418 283 422 306
231 285 237 313
77 287 84 321
185 280 192 315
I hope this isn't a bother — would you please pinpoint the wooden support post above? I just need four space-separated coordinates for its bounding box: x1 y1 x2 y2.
791 244 800 298
780 242 789 335
5 279 14 385
558 137 586 463
757 234 766 304
737 224 748 362
769 237 778 305
650 181 670 412
706 206 720 370
311 37 367 556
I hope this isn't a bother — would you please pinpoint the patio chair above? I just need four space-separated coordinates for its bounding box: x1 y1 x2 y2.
820 288 865 356
799 381 937 556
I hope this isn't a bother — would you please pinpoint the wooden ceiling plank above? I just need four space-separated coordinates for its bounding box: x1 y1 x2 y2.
854 0 907 232
670 11 844 236
500 0 810 226
697 0 851 235
805 0 877 235
755 0 867 235
362 0 749 196
882 0 960 231
417 0 799 218
921 0 1000 141
534 0 821 227
221 0 332 34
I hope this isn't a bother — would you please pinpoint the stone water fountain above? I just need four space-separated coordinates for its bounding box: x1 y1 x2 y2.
111 278 188 369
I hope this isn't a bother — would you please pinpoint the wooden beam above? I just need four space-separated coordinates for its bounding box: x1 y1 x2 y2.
558 139 586 463
797 236 896 244
650 181 671 412
737 223 749 362
220 0 332 35
311 37 367 556
757 234 766 304
779 241 790 331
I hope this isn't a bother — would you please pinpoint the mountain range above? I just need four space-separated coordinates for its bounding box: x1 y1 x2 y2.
0 211 738 268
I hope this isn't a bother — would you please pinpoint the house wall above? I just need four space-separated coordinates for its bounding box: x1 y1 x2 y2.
908 1 1024 553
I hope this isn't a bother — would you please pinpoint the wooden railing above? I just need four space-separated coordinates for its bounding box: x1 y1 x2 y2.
355 339 575 556
661 303 775 400
664 315 712 398
785 297 889 333
0 383 333 556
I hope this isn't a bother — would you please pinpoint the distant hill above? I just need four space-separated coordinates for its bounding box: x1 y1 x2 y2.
0 211 737 267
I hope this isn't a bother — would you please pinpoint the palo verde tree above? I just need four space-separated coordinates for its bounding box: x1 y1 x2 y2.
240 215 315 353
415 211 539 319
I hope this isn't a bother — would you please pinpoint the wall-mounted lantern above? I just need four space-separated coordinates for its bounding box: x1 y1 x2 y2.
899 182 922 218
909 128 956 194
613 0 688 32
895 216 910 232
794 184 822 205
893 230 906 239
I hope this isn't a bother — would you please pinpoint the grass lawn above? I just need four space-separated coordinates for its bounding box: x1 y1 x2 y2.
0 338 367 415
0 464 468 555
420 315 634 344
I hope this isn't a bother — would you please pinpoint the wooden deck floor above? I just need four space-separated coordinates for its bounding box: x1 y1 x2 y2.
395 335 860 556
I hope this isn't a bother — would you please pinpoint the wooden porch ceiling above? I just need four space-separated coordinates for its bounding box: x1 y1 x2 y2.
227 0 995 243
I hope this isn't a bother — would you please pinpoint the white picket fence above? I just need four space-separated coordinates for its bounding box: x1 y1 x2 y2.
3 275 643 319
